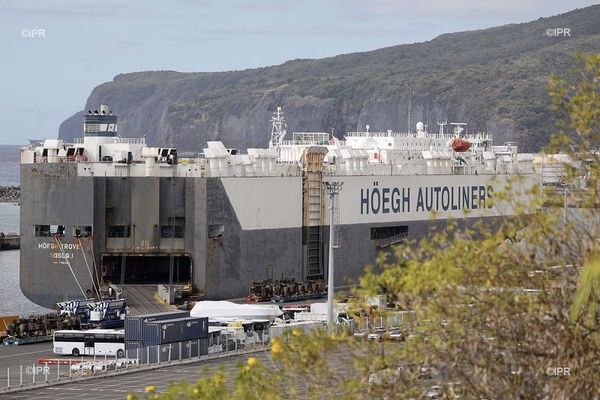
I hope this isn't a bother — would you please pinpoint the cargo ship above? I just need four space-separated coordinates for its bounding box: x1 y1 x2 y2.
20 105 539 308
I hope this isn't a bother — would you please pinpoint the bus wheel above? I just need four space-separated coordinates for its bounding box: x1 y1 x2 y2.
117 349 124 359
72 348 80 357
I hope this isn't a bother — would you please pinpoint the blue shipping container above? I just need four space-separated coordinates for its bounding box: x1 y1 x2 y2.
125 311 189 341
142 317 208 345
182 317 209 340
143 319 185 345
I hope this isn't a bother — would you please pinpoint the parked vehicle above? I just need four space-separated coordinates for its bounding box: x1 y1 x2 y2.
53 329 124 358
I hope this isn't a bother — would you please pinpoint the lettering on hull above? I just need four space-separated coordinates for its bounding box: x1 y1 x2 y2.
361 183 494 215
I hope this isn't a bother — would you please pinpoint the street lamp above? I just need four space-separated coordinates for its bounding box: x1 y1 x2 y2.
563 184 568 225
323 181 343 332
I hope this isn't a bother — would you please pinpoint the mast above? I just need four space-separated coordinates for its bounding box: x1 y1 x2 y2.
407 93 411 133
437 120 447 135
269 107 287 151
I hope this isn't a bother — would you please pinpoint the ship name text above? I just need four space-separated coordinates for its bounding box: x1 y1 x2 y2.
360 183 494 215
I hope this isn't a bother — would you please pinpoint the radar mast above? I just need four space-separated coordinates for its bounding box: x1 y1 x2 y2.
269 107 287 151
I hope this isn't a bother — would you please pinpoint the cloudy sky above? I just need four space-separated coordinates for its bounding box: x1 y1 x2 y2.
0 0 596 144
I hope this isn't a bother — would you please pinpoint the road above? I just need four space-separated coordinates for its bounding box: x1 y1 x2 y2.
1 350 272 400
0 341 73 389
0 341 368 399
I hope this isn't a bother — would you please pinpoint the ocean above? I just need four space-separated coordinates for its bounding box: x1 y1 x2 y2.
0 145 51 316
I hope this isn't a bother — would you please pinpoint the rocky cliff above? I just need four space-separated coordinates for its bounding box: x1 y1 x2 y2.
59 5 600 152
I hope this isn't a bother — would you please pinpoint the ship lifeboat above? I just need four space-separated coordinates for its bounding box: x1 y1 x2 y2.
450 137 471 152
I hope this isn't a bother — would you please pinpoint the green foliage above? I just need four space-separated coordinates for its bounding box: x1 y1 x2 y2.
570 254 600 325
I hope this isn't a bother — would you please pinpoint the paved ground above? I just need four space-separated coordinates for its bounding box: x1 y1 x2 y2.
0 350 272 400
0 342 59 388
0 340 413 399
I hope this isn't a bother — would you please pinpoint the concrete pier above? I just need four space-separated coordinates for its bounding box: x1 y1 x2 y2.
0 234 19 250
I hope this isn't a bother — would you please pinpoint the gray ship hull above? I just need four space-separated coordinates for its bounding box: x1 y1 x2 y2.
20 163 521 309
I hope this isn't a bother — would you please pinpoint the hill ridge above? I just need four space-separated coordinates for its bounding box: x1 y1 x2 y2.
59 4 600 152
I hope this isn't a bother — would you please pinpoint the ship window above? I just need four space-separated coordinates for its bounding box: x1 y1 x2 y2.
160 226 184 239
370 226 408 240
107 225 130 238
208 224 224 238
371 226 408 248
35 225 50 237
35 224 65 237
161 217 185 238
73 225 93 238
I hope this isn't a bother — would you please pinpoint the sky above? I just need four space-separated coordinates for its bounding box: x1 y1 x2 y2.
0 0 597 145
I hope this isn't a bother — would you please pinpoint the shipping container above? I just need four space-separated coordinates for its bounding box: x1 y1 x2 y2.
199 337 209 356
131 338 209 364
125 341 143 362
143 319 186 345
125 311 189 341
181 338 209 358
126 340 178 363
148 342 180 363
142 317 208 345
182 317 209 340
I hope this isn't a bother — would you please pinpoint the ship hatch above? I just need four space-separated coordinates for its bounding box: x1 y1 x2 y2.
101 254 191 285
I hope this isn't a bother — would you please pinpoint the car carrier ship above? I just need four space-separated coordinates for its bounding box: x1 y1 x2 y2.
20 105 539 308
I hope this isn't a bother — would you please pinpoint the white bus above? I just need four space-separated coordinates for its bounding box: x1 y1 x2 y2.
53 329 125 358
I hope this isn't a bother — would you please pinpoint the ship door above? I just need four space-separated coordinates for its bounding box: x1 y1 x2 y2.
101 254 191 285
84 334 95 355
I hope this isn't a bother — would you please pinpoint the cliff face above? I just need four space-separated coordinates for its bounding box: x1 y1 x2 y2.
59 6 600 152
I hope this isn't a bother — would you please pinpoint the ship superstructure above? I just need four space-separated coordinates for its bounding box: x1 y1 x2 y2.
20 105 538 308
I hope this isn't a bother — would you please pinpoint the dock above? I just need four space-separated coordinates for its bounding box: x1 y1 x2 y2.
0 234 19 250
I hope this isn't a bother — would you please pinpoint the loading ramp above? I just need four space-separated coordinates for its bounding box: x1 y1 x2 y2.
120 285 174 315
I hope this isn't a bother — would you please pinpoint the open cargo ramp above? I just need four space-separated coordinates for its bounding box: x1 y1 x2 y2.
121 285 173 315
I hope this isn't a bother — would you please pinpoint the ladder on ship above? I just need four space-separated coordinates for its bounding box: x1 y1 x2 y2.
302 147 328 278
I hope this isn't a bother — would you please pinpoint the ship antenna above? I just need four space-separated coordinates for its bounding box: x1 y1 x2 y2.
269 107 286 152
407 92 412 133
450 122 467 137
437 120 447 135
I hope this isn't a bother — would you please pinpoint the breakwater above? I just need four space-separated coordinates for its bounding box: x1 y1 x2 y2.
0 186 20 203
0 234 19 250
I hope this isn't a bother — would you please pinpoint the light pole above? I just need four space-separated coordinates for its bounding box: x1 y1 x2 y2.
563 184 568 225
323 181 343 332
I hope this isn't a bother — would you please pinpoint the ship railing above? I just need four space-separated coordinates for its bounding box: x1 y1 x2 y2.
113 137 146 144
345 132 492 140
66 155 88 162
322 164 524 177
280 140 330 146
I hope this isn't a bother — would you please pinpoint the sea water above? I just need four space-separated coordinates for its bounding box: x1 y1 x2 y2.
0 147 52 316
